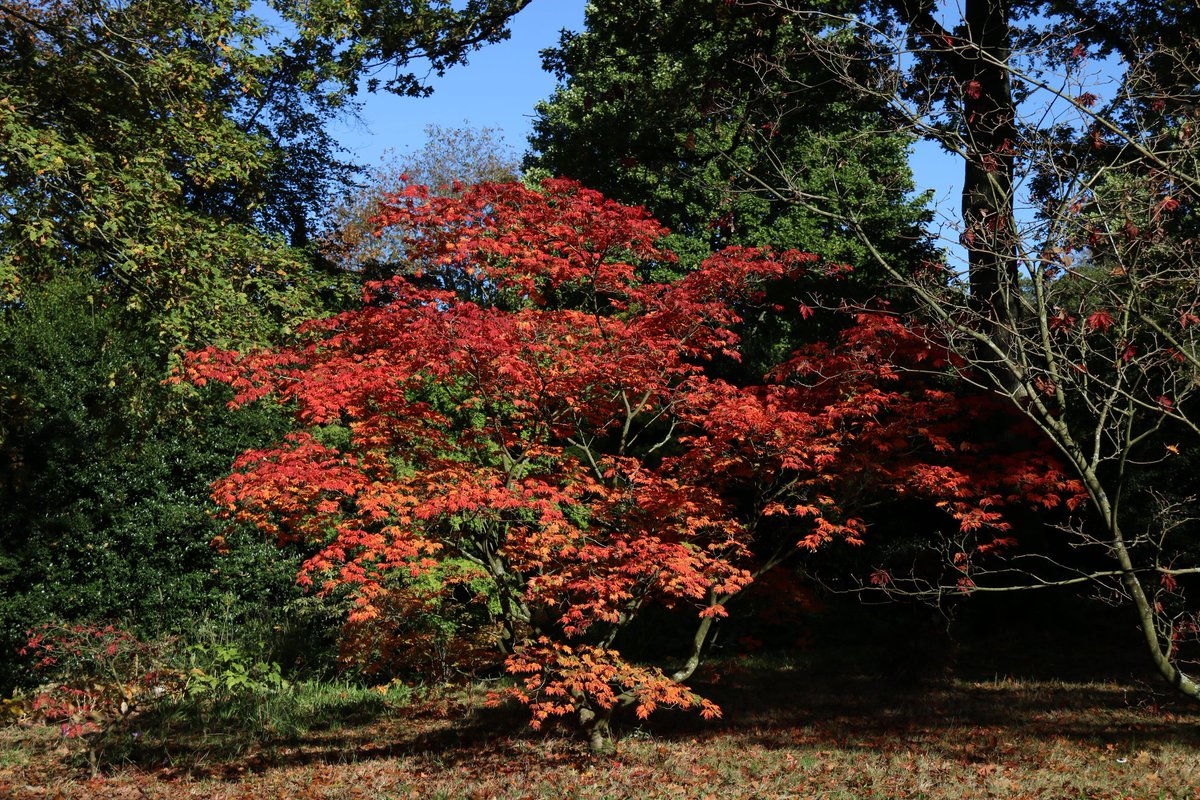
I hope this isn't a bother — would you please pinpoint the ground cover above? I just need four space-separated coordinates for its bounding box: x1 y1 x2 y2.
4 604 1198 799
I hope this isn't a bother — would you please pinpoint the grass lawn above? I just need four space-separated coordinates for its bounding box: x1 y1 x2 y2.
3 602 1199 798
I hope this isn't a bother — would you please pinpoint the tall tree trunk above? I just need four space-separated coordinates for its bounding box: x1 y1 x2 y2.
960 0 1021 387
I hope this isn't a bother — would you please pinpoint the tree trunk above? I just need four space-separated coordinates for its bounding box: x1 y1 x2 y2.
960 0 1021 389
1109 524 1200 699
578 703 616 755
1076 465 1200 700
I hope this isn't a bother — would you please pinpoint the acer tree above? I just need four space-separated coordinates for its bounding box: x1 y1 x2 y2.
870 65 1200 696
183 180 1078 750
739 0 1200 698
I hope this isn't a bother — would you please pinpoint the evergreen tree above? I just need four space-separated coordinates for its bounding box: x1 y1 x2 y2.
525 0 934 277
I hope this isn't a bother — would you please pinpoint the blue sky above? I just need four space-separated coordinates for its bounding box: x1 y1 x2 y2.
334 2 960 194
331 2 1123 272
332 1 967 251
331 2 587 167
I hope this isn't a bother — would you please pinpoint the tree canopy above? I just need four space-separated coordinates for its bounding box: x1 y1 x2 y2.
0 0 359 349
5 0 1200 759
0 0 538 688
525 0 934 276
182 179 1079 749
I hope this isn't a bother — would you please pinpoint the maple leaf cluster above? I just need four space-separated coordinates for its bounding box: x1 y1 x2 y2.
180 179 1081 727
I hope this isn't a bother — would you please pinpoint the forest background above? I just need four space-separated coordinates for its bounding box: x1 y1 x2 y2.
2 0 1200 790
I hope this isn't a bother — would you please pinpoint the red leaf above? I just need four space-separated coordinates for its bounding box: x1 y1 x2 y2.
1086 310 1115 332
179 180 1086 735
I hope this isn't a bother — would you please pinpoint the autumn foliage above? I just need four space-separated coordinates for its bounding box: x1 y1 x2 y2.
180 179 1080 733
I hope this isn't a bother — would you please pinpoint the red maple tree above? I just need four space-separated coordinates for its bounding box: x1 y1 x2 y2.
180 179 1080 749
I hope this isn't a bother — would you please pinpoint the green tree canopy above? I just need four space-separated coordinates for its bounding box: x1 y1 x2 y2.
524 0 933 276
280 0 534 96
0 0 360 350
0 0 537 349
0 0 540 689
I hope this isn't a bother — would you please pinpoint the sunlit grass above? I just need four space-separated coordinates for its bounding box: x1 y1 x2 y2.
4 662 1199 799
4 599 1200 798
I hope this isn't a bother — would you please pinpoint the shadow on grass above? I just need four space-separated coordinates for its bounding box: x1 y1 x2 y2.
134 668 1199 783
635 595 1200 755
20 594 1200 781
